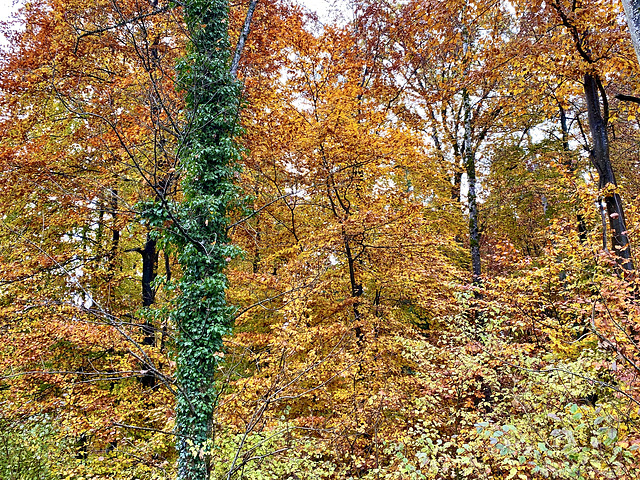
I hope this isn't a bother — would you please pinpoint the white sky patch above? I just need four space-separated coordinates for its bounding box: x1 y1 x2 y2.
285 185 308 199
0 0 18 21
373 176 396 196
0 0 23 46
296 0 330 19
296 0 348 25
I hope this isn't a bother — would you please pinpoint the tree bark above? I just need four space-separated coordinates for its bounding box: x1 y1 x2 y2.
583 73 633 270
463 88 481 285
140 233 158 388
230 0 259 78
107 188 120 278
622 0 640 66
344 230 363 321
141 234 158 308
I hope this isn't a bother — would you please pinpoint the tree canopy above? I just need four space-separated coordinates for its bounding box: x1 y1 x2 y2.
2 0 640 479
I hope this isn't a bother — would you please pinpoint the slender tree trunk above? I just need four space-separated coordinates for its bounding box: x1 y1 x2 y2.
105 188 120 309
141 234 158 309
559 104 588 242
230 0 258 78
622 0 640 66
343 229 363 323
452 169 463 203
583 73 633 270
107 188 120 274
140 233 158 388
463 88 481 285
252 215 261 274
461 22 481 286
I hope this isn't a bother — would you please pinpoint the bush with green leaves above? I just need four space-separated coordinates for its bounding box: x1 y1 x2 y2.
0 418 59 480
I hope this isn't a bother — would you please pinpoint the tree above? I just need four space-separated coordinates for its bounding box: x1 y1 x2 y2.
549 0 634 269
622 0 640 65
164 0 251 477
0 0 181 471
3 0 640 478
388 0 518 286
220 8 465 475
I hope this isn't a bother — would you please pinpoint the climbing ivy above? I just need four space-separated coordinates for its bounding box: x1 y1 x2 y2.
170 0 242 478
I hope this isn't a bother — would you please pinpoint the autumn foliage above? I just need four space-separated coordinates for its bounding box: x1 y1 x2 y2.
2 0 640 479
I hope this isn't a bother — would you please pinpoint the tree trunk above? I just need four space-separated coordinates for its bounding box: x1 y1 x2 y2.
583 73 633 270
452 169 463 203
463 88 481 285
172 0 254 477
622 0 640 66
559 104 588 242
141 234 158 308
140 233 158 388
343 230 363 321
230 0 258 78
106 188 120 281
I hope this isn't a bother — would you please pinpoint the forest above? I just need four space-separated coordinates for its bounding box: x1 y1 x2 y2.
1 0 640 478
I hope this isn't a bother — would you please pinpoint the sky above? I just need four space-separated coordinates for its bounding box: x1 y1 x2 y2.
0 0 335 21
298 0 336 21
0 0 337 45
0 0 21 46
0 0 18 22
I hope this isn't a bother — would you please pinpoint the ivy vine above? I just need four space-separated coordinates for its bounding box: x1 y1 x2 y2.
170 0 242 478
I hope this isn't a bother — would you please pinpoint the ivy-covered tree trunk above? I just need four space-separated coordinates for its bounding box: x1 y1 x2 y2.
173 0 241 478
